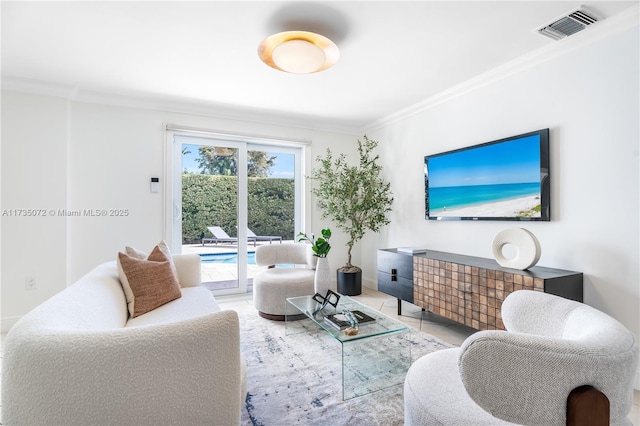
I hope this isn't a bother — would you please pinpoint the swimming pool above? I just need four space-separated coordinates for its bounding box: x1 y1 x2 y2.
200 252 256 264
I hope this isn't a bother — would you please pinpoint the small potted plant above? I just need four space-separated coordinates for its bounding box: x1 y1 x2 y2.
297 228 332 257
297 229 332 294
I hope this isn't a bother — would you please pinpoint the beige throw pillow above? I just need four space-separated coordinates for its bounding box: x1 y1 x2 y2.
117 243 182 318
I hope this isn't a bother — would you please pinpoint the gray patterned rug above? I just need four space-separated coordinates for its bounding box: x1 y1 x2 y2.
239 311 454 425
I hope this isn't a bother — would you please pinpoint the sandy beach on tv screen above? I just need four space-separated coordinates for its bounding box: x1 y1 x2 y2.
434 195 541 218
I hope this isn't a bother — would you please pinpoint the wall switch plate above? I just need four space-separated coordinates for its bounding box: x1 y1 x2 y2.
25 276 37 290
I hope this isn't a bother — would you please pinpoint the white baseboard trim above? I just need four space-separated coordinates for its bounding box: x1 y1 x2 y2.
362 276 377 292
1 316 21 333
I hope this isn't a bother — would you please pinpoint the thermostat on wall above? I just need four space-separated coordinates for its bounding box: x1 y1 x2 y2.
151 177 159 193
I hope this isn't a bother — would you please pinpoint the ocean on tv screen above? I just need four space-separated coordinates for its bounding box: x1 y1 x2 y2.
429 182 541 218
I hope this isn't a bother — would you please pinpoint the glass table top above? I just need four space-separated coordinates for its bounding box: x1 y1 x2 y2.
285 294 409 343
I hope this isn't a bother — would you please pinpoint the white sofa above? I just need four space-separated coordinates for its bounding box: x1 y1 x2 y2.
2 254 246 425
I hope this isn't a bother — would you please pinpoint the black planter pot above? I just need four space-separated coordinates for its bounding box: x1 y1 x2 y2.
337 270 362 296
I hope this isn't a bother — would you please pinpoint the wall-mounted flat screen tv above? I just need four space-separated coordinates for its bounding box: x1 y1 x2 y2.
425 129 550 221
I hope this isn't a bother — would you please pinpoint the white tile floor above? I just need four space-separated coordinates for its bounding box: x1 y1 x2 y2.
0 287 638 425
216 286 640 425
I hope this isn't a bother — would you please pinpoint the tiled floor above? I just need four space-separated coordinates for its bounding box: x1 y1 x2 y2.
217 286 640 425
0 287 638 425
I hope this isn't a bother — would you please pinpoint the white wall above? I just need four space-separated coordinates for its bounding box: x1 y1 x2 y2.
1 92 69 326
1 94 356 331
362 27 640 387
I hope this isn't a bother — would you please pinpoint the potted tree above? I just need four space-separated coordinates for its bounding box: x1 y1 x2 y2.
308 135 394 295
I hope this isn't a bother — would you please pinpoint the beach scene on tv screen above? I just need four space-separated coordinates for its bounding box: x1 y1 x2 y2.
426 134 542 218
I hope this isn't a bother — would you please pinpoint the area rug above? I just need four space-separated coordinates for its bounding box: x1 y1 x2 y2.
239 311 454 426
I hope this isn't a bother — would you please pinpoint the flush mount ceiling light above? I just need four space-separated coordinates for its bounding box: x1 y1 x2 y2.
258 31 339 74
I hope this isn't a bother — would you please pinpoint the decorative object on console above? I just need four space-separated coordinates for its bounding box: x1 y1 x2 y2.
397 246 427 254
308 136 394 296
491 227 541 270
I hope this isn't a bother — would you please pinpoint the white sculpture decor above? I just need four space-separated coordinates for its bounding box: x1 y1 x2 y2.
492 228 541 270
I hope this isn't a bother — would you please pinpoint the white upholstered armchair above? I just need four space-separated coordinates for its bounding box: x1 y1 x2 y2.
253 243 316 320
404 290 638 426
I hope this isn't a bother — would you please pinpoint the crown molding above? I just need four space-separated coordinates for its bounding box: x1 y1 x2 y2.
1 78 77 99
1 79 361 136
362 5 639 133
73 89 361 135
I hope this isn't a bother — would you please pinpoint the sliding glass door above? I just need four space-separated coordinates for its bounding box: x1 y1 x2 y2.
247 143 300 250
168 131 303 296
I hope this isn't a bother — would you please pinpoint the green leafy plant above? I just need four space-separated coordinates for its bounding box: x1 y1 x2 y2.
297 228 332 258
309 135 393 272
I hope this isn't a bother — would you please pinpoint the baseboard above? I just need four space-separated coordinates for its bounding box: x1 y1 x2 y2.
362 276 377 291
1 316 21 333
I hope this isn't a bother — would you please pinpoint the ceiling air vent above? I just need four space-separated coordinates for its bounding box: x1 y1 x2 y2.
538 8 599 41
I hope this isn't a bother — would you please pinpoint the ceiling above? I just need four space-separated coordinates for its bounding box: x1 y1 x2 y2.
1 1 637 133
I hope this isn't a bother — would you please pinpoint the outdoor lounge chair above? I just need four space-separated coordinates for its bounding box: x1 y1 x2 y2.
247 228 282 244
202 226 257 246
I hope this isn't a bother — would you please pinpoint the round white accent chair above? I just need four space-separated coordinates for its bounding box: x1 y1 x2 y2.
253 243 316 320
404 290 639 426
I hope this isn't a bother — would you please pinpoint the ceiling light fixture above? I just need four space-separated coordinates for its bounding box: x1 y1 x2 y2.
258 31 339 74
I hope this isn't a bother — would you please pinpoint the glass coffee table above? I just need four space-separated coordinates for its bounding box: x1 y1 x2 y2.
285 294 410 400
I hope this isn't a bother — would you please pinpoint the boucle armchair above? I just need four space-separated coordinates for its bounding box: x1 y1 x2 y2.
404 289 638 426
253 243 315 320
2 254 245 425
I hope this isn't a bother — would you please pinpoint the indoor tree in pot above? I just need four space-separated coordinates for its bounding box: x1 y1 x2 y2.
308 135 394 295
297 228 332 295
